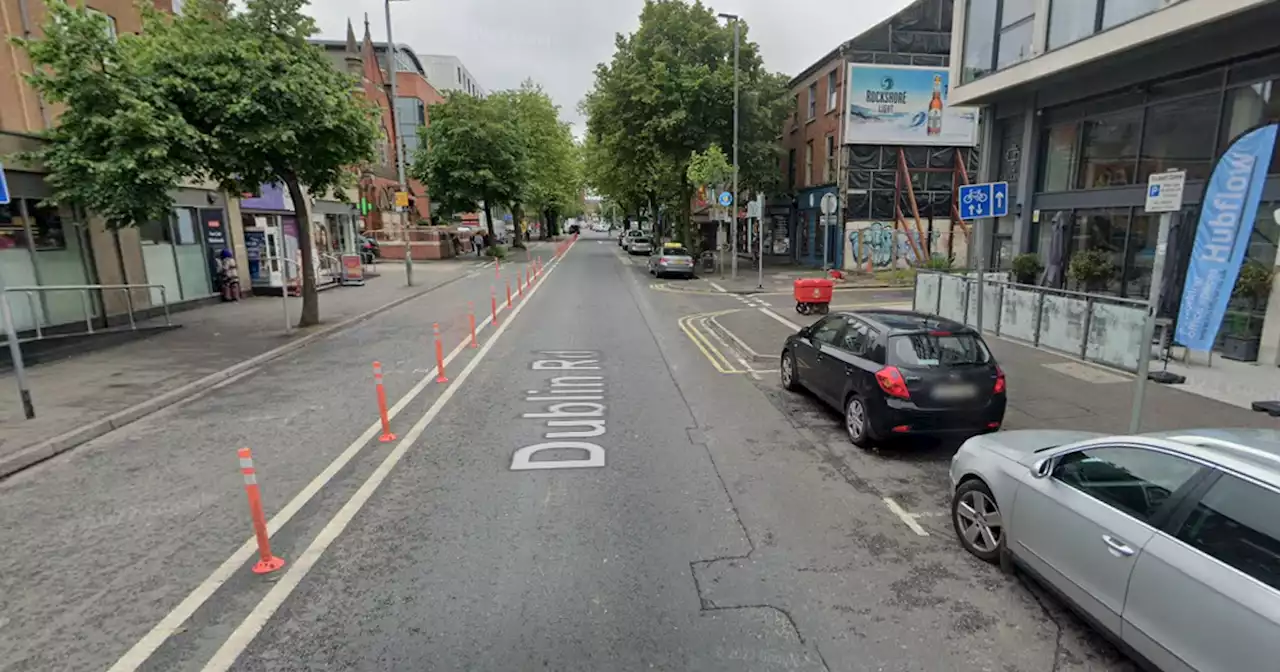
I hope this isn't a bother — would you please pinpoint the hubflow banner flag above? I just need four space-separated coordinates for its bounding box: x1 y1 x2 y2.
1175 122 1278 351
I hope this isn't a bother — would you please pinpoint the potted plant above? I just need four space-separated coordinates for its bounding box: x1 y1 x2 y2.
1220 261 1274 361
1011 253 1043 285
1067 249 1114 293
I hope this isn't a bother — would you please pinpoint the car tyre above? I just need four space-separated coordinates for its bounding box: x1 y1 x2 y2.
780 351 801 392
952 479 1005 564
844 394 876 448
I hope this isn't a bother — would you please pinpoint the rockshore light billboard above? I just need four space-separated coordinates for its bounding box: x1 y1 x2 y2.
844 64 978 147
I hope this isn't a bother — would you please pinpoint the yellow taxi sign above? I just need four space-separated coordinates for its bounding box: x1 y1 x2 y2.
663 242 684 249
394 191 409 208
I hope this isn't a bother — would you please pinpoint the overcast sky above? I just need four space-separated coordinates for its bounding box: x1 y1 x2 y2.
307 0 913 138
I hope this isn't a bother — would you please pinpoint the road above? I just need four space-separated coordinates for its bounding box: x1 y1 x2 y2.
0 231 1140 671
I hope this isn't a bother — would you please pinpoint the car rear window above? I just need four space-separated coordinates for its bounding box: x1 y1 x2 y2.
888 332 991 368
635 237 650 244
664 247 689 256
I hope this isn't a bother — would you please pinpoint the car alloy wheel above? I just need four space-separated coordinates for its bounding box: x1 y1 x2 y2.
780 352 799 391
845 396 871 447
952 481 1004 562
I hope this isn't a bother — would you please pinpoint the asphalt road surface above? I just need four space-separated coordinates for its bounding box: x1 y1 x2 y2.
0 232 1135 671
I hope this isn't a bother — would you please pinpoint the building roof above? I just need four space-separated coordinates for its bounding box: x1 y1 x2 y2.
311 38 427 77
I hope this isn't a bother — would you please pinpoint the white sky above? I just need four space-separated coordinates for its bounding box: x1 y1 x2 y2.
306 0 913 137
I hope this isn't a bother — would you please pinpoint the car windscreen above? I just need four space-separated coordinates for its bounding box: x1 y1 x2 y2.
634 238 650 244
888 332 991 368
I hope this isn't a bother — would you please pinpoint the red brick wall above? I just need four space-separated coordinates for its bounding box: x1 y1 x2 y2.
780 55 846 195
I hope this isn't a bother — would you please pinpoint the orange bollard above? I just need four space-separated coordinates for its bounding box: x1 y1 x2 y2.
373 362 396 442
238 447 286 574
433 323 448 383
518 270 525 297
491 285 500 326
468 301 479 348
506 279 512 308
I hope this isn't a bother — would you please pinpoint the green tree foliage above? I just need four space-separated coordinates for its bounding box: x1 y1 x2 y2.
582 0 790 241
15 0 380 328
686 144 732 191
411 92 526 241
493 81 581 244
13 1 202 228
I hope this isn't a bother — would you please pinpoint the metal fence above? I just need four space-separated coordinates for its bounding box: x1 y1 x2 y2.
2 283 171 342
912 270 1149 372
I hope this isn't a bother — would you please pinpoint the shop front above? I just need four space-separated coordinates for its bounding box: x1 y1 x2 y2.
794 185 842 268
240 183 301 294
137 188 228 307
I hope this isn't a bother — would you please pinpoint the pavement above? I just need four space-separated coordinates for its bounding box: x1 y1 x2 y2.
0 231 1269 671
0 249 542 478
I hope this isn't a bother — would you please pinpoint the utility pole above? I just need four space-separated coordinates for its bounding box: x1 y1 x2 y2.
384 0 413 286
719 13 740 281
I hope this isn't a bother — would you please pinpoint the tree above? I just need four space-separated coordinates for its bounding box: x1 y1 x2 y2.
411 92 526 242
582 0 790 242
141 0 380 327
14 1 202 229
505 81 581 243
686 144 733 193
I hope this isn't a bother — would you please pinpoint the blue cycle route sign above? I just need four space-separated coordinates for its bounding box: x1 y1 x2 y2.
718 191 733 207
0 163 10 205
957 181 1008 220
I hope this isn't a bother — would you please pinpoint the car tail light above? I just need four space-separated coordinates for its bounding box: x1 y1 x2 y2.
660 256 670 264
875 366 911 400
993 365 1006 394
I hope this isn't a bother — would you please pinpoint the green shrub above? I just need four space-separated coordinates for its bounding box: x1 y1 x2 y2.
1011 253 1043 285
486 244 508 259
1233 260 1274 307
923 255 953 270
1067 249 1113 292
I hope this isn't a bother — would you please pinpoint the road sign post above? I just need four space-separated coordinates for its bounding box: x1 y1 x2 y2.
957 181 1009 334
820 193 837 271
1130 169 1185 433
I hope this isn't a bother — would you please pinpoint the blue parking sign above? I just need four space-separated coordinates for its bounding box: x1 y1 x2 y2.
957 181 1009 220
0 163 9 205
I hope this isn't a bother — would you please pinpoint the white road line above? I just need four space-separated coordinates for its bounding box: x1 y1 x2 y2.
759 306 802 332
201 237 567 672
708 281 727 293
108 252 570 672
883 497 930 537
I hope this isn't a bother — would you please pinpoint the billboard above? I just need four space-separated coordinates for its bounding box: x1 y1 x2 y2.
843 64 978 147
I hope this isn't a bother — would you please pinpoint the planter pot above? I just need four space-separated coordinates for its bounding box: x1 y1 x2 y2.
1221 334 1260 362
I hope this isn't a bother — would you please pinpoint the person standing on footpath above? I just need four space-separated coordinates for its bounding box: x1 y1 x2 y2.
473 231 485 257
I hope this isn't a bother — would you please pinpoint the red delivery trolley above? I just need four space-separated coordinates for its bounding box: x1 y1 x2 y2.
794 277 834 315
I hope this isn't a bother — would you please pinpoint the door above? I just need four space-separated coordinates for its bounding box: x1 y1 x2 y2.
795 316 845 404
831 318 880 402
1123 473 1280 672
1011 445 1205 635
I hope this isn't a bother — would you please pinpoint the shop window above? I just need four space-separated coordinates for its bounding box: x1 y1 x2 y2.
23 199 67 251
0 202 30 251
1076 110 1141 189
1068 208 1129 294
1040 122 1079 191
139 219 173 245
1122 212 1157 298
1137 93 1218 183
1221 80 1280 174
1101 0 1163 31
172 207 211 300
962 0 998 83
1048 0 1098 49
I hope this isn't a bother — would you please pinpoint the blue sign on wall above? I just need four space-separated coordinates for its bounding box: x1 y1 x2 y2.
1175 122 1278 351
957 181 1008 220
0 163 10 205
718 191 733 207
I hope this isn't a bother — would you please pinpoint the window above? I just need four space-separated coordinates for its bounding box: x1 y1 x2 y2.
1137 93 1218 182
1221 79 1280 174
889 333 991 368
804 141 814 186
396 97 425 154
1176 475 1280 591
1102 0 1163 30
788 148 796 189
839 320 873 355
807 82 817 120
87 9 118 41
1069 208 1129 293
25 199 66 251
827 70 839 112
1048 0 1098 49
1039 122 1079 191
996 20 1033 70
1053 446 1202 523
810 316 844 345
173 208 199 245
825 135 837 183
1076 109 1141 189
457 66 461 83
962 0 998 83
0 202 30 250
139 219 173 245
792 93 800 123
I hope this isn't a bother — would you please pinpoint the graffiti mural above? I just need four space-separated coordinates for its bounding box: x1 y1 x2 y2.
847 222 932 268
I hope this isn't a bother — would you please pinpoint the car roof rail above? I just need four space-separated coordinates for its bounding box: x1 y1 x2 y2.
1168 434 1280 468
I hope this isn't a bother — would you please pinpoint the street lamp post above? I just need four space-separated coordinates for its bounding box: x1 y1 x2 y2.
719 13 740 281
384 0 413 286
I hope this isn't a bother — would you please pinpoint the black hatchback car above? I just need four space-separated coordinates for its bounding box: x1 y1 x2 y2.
780 310 1006 447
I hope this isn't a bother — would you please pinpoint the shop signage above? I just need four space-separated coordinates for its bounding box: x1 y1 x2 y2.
395 191 409 208
1175 122 1278 351
1144 170 1186 213
0 163 10 205
340 253 365 286
843 64 978 147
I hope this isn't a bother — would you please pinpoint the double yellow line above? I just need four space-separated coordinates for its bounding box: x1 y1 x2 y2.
678 309 750 374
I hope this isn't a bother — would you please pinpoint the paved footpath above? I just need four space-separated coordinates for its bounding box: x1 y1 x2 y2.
0 245 548 477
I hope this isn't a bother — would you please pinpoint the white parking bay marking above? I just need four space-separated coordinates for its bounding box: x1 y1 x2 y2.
759 307 802 331
514 352 607 470
883 497 929 536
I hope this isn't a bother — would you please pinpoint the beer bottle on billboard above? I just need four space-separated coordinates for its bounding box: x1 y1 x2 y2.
927 75 944 137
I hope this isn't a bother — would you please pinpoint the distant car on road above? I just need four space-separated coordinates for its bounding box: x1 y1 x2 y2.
780 310 1006 448
647 243 695 279
568 223 581 235
949 427 1280 672
627 236 653 255
619 229 644 250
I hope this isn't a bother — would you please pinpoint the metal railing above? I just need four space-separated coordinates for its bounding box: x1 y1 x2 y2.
2 283 171 342
913 270 1150 372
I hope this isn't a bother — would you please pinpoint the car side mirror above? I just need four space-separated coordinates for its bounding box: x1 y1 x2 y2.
1030 458 1052 479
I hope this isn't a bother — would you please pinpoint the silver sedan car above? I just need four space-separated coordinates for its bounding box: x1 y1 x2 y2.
950 428 1280 672
647 245 696 279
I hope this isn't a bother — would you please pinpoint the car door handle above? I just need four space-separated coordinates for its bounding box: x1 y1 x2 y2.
1102 535 1135 557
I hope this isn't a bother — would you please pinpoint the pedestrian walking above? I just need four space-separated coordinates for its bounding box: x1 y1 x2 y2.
473 231 485 257
217 249 240 301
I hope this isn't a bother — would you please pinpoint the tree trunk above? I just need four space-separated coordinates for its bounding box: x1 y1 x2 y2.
482 198 497 240
511 204 525 248
281 172 320 327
